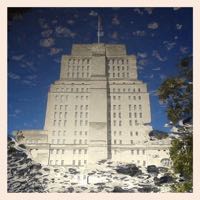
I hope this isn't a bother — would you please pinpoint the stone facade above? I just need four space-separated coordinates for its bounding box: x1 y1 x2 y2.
15 43 171 168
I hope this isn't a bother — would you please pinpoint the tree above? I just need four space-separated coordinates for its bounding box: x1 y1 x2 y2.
158 56 193 192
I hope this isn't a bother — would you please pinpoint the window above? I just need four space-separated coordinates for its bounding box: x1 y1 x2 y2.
138 96 141 100
140 113 142 118
53 120 56 126
129 105 131 111
79 149 81 154
114 140 116 144
84 149 87 154
54 105 57 110
129 120 132 126
57 139 60 144
73 149 76 154
113 105 116 110
84 160 87 164
56 149 59 154
62 149 65 154
84 139 87 144
64 120 67 126
54 112 57 118
131 140 133 144
79 140 82 144
139 105 142 110
119 112 121 118
119 121 122 126
114 131 116 136
113 120 116 126
119 140 122 144
129 113 132 118
73 160 75 165
137 149 139 155
136 131 138 136
113 112 116 118
74 139 76 144
131 150 134 155
134 113 137 118
143 150 145 155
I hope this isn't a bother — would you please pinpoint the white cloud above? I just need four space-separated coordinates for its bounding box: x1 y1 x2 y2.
112 15 120 25
41 29 53 37
40 37 55 47
38 18 49 29
180 46 189 54
8 72 20 80
138 59 148 66
176 24 183 30
52 19 58 24
163 41 176 50
152 50 167 62
137 52 147 58
89 10 98 16
152 67 161 71
67 19 75 25
149 90 158 96
111 32 118 40
160 74 167 80
132 30 146 37
49 47 63 55
55 26 76 38
133 8 143 15
148 22 159 29
11 54 24 61
144 8 154 15
173 7 181 11
26 75 37 80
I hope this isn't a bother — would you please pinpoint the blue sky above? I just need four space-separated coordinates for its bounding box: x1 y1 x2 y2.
8 8 193 135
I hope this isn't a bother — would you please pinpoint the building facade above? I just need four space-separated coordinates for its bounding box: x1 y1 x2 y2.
15 43 171 168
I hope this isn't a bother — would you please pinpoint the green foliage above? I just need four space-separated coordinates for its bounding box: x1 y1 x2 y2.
158 56 192 124
157 56 193 192
170 134 193 179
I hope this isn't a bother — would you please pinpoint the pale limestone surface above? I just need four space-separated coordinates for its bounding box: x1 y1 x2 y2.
15 43 171 168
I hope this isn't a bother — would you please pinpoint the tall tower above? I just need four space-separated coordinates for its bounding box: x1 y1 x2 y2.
43 43 152 167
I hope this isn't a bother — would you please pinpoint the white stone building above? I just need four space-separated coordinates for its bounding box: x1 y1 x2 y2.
14 43 171 168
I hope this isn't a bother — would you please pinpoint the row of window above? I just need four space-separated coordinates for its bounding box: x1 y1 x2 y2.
68 58 90 65
55 87 89 92
51 130 88 136
66 72 90 78
108 65 129 71
108 72 129 78
50 149 87 155
112 131 139 136
75 120 88 126
108 59 129 65
54 112 68 119
112 88 141 92
67 65 90 71
129 104 142 111
55 95 89 101
54 105 89 111
54 105 68 111
51 139 88 144
54 87 143 93
49 159 87 166
53 120 67 126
